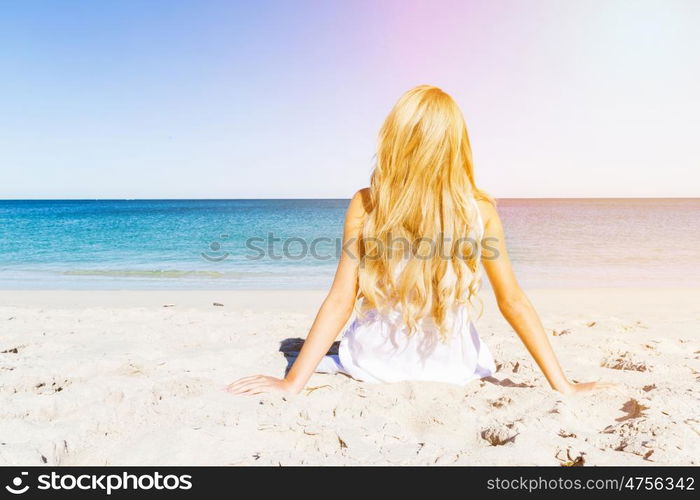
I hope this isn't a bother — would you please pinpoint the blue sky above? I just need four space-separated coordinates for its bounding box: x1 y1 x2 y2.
1 0 698 198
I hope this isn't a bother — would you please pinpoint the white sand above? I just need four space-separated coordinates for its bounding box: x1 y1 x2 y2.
0 288 698 465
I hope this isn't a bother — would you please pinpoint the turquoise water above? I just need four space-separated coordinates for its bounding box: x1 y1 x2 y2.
0 199 698 289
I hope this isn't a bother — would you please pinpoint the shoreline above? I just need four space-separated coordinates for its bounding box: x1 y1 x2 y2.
1 288 698 465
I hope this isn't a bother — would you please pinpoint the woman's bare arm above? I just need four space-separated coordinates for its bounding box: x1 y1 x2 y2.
226 189 367 395
478 200 612 394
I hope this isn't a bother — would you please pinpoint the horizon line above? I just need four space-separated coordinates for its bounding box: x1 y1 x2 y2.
1 196 699 202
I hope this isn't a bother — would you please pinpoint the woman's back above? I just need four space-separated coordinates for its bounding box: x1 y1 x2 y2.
337 197 497 384
338 302 496 384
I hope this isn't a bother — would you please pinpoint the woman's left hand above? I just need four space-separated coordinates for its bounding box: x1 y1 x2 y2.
225 375 297 395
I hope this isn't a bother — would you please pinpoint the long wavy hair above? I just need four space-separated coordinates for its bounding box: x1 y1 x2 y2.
357 85 490 341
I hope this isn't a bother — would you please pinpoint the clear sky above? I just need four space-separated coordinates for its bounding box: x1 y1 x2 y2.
1 0 698 199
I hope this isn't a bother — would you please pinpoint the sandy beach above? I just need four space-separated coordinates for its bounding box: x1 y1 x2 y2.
0 288 698 465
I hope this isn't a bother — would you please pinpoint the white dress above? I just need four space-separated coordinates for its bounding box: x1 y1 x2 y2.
332 304 496 385
314 200 497 386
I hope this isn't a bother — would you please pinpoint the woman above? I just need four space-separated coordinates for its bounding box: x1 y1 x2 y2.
227 85 612 396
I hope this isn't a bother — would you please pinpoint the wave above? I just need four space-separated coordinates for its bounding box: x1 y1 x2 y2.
60 269 297 279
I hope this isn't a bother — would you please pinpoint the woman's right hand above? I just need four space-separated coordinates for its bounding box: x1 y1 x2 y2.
555 380 617 394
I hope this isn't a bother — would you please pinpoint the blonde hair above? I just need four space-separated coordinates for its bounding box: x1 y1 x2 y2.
357 85 490 341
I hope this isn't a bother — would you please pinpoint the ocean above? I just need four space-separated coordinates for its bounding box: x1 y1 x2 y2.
0 199 698 289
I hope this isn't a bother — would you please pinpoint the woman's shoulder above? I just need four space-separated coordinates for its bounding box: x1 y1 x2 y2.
475 196 498 228
342 188 372 233
350 187 372 215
